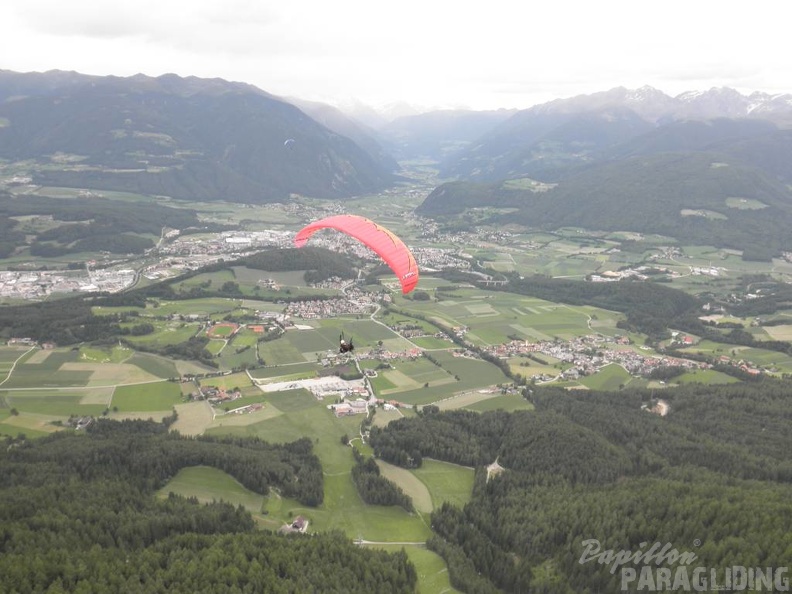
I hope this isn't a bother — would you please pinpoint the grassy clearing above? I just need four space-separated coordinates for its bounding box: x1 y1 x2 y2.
0 417 53 438
111 381 182 412
5 391 106 417
0 346 34 364
157 466 265 513
207 397 431 542
675 369 741 384
412 459 475 509
204 340 226 356
123 321 201 349
2 366 93 389
199 372 253 391
578 364 632 391
261 388 318 413
78 387 115 406
371 407 404 427
147 298 240 317
257 338 309 365
171 401 215 436
79 345 134 364
127 353 180 378
465 393 535 412
434 390 497 410
375 545 461 594
60 362 162 387
376 460 434 513
249 362 323 380
411 336 454 349
231 330 260 348
209 406 283 428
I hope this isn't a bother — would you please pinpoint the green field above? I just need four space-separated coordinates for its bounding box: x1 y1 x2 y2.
675 369 741 384
157 465 265 515
396 289 622 347
205 339 227 356
126 353 179 378
249 362 323 380
199 372 253 391
123 319 203 347
111 381 183 412
231 329 260 348
1 349 93 389
375 351 511 406
206 394 431 543
578 363 633 391
3 390 107 417
411 459 475 510
464 392 535 412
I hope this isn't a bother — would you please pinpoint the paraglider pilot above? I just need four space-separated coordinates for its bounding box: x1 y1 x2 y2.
339 332 354 354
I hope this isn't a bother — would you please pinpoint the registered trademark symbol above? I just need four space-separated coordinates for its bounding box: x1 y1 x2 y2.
693 539 701 547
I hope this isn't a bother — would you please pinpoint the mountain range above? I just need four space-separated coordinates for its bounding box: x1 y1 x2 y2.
0 70 396 202
3 70 792 261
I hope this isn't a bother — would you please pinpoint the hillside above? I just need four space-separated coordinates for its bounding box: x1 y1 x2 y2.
0 70 396 202
440 106 653 181
369 383 792 593
286 96 400 173
380 108 517 160
439 86 792 182
419 152 792 260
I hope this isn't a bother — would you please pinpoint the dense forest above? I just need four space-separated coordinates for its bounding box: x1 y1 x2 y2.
0 419 417 593
369 383 792 593
242 247 358 283
0 193 203 257
418 153 792 261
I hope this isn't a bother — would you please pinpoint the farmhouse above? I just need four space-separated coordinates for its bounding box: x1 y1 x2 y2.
280 516 309 534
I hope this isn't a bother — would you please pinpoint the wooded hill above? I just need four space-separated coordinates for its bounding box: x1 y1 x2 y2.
418 152 792 261
369 382 792 593
0 190 207 258
0 70 396 202
0 419 417 593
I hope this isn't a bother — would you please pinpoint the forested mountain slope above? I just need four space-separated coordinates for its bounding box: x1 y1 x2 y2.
0 70 396 202
369 383 792 593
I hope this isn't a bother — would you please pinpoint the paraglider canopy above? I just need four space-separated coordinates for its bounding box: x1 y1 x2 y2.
294 214 419 294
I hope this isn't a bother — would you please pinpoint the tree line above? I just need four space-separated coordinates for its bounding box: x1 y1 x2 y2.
369 382 792 593
0 418 417 592
350 448 414 512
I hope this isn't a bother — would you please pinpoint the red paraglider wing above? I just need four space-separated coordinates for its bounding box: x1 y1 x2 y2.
294 214 419 294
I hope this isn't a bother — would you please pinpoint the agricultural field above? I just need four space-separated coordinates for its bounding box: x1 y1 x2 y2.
395 288 623 347
370 351 511 406
110 380 183 413
249 362 323 381
199 372 253 391
0 346 34 384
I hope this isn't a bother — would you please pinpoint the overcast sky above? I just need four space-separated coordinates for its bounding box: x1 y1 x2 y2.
1 0 789 112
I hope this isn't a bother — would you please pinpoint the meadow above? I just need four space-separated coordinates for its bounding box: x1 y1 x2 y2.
111 381 183 412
